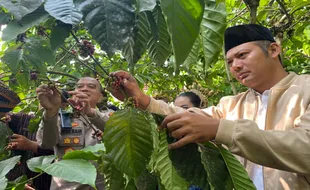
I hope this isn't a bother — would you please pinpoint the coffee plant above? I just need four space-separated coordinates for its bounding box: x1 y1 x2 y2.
0 0 309 189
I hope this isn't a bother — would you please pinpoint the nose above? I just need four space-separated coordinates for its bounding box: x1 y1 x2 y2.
231 59 243 72
79 85 89 92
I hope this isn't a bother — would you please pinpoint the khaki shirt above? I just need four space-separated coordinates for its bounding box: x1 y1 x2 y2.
37 109 110 190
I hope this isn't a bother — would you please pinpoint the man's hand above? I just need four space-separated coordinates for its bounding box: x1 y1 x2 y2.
36 84 61 118
68 91 95 117
109 71 150 109
25 184 35 190
160 111 219 149
7 134 38 153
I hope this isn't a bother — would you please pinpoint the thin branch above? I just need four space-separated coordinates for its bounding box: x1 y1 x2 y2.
228 7 247 22
275 0 293 26
5 173 44 190
20 96 37 101
40 30 105 78
70 31 109 76
55 42 78 66
47 71 79 80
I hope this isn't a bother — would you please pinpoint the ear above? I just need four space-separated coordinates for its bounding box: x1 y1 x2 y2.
98 92 104 102
268 42 281 59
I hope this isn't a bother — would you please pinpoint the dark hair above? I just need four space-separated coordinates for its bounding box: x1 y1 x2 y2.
176 92 201 108
254 40 283 65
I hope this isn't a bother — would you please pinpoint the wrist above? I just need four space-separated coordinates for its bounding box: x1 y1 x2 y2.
86 108 96 118
29 141 39 153
45 108 59 119
137 92 151 110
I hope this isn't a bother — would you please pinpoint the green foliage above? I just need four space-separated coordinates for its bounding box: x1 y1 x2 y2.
6 175 28 190
0 0 309 189
103 108 154 177
101 155 127 190
161 0 204 71
200 143 232 190
50 23 72 51
44 0 83 26
0 13 11 25
0 123 11 161
27 155 57 173
183 36 201 71
155 131 189 190
0 155 21 189
218 145 256 190
135 170 158 190
27 155 97 188
2 6 49 41
147 5 171 66
0 0 42 20
137 0 156 13
79 0 135 56
45 159 97 188
63 143 105 160
0 155 21 177
201 0 227 71
132 12 152 64
168 140 210 189
0 177 7 190
1 48 23 74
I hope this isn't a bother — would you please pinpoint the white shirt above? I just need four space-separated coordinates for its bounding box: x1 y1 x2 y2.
251 90 270 190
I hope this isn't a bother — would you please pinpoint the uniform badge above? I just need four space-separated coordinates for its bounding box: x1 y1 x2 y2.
65 147 74 154
71 122 79 127
64 137 71 144
73 137 80 144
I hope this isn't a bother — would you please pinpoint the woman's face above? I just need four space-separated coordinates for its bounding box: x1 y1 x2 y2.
174 96 194 109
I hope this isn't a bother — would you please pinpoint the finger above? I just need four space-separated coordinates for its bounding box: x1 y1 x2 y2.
166 118 188 132
67 98 78 106
168 135 193 149
73 94 89 99
11 134 21 138
68 91 78 95
171 127 190 139
37 91 52 97
110 71 131 79
51 87 61 97
159 113 183 130
36 84 49 91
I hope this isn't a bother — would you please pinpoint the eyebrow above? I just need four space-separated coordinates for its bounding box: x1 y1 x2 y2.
226 48 251 60
76 83 98 87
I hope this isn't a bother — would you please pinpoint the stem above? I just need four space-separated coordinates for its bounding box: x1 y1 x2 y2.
47 71 79 80
275 0 293 26
249 6 257 24
40 30 105 78
70 31 109 76
5 173 44 190
20 96 37 101
55 42 78 66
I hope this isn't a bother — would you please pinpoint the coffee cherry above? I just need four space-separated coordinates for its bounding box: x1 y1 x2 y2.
106 76 122 89
78 40 95 57
16 33 26 43
30 71 38 80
